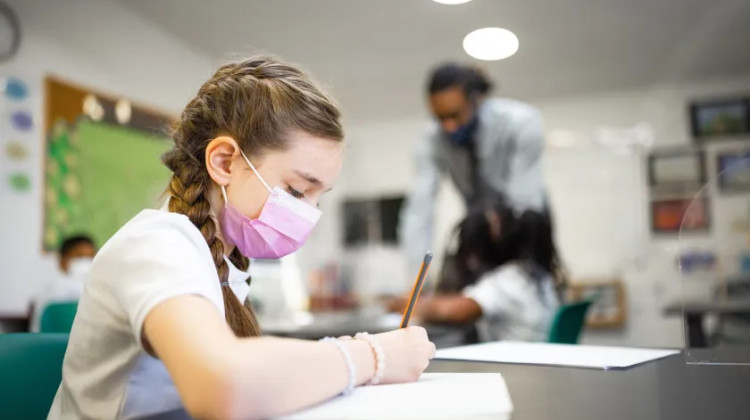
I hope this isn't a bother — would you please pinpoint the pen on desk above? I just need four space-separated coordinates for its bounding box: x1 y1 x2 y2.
400 252 433 328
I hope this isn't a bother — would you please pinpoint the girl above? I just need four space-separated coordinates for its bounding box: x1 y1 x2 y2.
49 57 435 420
401 201 565 343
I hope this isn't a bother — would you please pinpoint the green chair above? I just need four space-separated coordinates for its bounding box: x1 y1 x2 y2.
0 333 69 419
548 300 593 344
40 302 78 333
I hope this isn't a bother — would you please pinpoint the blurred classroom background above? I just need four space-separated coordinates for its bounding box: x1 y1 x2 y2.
2 0 750 354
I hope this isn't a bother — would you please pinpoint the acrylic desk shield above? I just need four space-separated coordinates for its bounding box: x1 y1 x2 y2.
678 158 750 365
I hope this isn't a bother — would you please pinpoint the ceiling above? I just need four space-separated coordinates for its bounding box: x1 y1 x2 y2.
118 0 750 122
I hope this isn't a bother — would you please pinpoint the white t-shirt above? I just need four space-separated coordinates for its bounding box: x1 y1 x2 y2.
463 263 559 342
47 208 251 420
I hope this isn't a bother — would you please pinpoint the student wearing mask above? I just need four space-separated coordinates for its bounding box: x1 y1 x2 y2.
395 201 565 343
48 57 434 420
400 62 548 270
29 234 96 332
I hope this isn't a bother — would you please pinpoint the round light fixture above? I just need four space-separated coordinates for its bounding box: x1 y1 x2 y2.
463 27 519 61
433 0 474 4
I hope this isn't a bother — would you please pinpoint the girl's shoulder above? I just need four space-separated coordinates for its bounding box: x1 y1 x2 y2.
95 208 212 270
480 262 552 292
483 263 531 282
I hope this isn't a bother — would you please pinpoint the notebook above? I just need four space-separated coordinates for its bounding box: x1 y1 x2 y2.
436 341 680 370
277 373 513 420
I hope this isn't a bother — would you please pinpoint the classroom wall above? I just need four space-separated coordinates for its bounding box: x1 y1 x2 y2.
537 76 750 347
0 0 214 318
323 75 750 348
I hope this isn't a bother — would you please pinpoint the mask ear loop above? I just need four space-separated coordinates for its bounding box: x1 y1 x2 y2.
221 185 229 204
239 150 272 193
217 185 233 287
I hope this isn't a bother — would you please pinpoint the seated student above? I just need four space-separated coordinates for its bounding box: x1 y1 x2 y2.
48 56 435 420
29 234 96 332
406 202 566 343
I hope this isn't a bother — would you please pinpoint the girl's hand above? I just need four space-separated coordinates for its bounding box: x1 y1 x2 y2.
371 326 435 384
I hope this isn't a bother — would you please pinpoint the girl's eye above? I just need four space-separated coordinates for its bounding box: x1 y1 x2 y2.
287 186 305 199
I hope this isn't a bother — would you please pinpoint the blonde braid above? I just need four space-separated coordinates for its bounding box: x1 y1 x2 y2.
163 117 260 338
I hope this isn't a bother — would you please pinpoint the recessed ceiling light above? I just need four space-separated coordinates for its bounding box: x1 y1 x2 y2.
433 0 474 5
463 27 519 61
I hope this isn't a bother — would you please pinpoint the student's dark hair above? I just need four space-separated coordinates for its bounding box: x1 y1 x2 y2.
59 234 95 258
442 201 566 294
427 62 493 98
161 56 344 337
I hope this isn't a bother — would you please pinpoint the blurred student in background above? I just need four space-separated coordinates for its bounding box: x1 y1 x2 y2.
29 234 96 331
400 62 548 270
399 200 565 343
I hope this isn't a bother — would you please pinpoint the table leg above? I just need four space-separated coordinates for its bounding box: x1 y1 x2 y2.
685 313 707 348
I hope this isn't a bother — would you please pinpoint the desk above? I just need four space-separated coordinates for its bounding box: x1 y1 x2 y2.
428 351 750 420
260 311 473 347
138 349 750 420
260 311 396 340
664 299 750 347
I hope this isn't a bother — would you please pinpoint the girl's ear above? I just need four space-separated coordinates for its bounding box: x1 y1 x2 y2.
205 136 241 186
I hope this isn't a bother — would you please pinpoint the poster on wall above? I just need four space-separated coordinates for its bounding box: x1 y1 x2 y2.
342 196 405 247
650 197 711 234
690 97 750 141
647 149 706 194
717 150 750 192
567 281 627 329
43 77 174 251
1 76 33 194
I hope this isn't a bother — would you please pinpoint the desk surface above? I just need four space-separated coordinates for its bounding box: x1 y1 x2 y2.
664 299 750 315
260 311 398 339
429 352 750 420
140 348 750 420
260 311 472 348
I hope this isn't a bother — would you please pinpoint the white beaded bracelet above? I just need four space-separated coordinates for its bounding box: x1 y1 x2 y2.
354 332 385 385
320 337 356 395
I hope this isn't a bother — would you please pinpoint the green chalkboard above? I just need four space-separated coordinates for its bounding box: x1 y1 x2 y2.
43 119 170 250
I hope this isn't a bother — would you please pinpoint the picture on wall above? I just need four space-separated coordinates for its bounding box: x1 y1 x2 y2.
342 195 405 247
648 149 706 188
651 197 710 234
690 98 750 139
43 77 173 251
717 150 750 192
343 200 378 246
567 281 626 329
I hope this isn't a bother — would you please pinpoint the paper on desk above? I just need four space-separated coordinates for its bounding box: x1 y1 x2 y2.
436 341 680 370
277 373 513 420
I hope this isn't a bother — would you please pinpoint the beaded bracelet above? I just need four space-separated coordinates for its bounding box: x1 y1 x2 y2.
320 337 355 395
354 332 385 385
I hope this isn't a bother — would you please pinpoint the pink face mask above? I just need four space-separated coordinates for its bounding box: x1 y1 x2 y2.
220 152 322 259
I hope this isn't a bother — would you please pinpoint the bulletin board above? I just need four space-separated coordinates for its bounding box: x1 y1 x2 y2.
43 77 174 251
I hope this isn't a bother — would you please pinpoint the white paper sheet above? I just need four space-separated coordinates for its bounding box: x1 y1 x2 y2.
436 341 680 370
277 373 513 420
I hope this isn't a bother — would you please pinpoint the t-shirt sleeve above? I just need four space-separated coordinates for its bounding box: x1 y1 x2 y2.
462 266 526 319
101 215 221 347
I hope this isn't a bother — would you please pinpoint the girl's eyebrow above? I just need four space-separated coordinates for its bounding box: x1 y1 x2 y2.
295 170 333 192
295 170 321 186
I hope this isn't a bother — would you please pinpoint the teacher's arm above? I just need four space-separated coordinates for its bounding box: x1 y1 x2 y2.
503 111 546 211
399 131 444 271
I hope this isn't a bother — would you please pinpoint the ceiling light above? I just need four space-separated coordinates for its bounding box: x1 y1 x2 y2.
463 27 519 61
433 0 473 4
